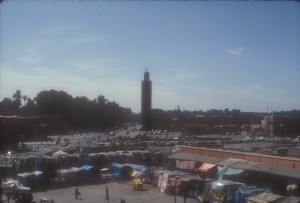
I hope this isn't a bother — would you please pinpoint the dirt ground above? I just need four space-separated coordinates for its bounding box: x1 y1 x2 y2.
32 182 199 203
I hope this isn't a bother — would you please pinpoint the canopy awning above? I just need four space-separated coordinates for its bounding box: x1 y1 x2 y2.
198 163 216 172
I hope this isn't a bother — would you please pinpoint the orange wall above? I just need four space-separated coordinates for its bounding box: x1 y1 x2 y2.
180 146 300 169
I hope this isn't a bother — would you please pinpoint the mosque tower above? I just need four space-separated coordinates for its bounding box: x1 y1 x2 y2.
141 70 152 129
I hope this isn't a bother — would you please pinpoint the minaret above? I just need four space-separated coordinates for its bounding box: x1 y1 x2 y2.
141 70 152 129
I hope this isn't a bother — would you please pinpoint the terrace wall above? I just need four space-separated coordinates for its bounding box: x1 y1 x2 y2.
180 146 300 169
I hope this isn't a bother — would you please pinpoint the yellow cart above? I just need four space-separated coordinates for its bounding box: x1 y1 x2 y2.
133 178 143 191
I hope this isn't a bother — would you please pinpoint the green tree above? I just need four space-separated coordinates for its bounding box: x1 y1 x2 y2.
23 97 35 114
13 90 22 112
34 90 73 115
97 95 107 105
0 98 14 114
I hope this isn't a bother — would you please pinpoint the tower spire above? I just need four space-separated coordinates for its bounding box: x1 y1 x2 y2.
141 70 152 129
144 69 150 81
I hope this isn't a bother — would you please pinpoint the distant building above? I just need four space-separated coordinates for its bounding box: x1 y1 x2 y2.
212 125 240 135
183 124 210 135
0 115 68 151
141 70 152 129
262 116 274 138
262 115 300 138
249 124 264 136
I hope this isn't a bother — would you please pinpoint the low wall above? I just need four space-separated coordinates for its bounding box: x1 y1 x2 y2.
180 146 300 169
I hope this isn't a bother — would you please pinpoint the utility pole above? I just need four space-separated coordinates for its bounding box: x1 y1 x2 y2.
174 172 179 203
174 178 177 203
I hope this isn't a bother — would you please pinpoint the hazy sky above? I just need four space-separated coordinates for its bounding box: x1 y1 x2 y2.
0 1 300 113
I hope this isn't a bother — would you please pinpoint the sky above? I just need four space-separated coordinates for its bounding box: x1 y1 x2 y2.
0 1 300 113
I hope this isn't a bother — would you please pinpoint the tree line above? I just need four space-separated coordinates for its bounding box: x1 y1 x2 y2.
0 90 135 131
1 90 299 132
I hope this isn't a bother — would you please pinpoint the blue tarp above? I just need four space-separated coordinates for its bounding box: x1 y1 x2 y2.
80 165 96 171
111 163 131 179
58 165 99 179
17 171 46 190
110 162 147 179
218 166 244 180
78 165 98 178
211 180 244 203
70 167 80 171
153 171 160 178
234 187 271 203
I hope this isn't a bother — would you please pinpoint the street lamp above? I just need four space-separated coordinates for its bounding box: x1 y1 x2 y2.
6 151 11 167
175 176 177 203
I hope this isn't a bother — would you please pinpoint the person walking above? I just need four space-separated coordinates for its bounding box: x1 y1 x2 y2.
183 187 188 203
183 195 187 203
75 188 80 199
6 190 11 203
106 186 109 202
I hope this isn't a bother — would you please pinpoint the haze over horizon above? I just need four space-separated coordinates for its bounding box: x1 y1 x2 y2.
0 1 299 113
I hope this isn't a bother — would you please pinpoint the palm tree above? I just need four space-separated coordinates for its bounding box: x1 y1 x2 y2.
13 90 22 112
23 95 28 107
